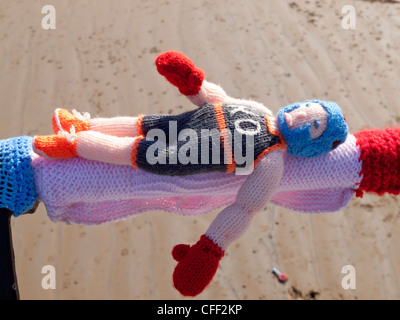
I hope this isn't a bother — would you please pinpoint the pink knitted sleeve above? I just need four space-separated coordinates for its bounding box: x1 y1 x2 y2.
205 149 284 250
188 80 273 116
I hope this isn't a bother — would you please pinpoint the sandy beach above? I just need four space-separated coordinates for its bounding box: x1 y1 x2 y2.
1 0 400 300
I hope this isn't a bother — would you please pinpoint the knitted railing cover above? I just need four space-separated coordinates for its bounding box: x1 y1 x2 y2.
32 134 363 225
0 136 38 216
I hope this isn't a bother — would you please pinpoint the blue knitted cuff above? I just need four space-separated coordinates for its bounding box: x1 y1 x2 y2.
0 136 39 217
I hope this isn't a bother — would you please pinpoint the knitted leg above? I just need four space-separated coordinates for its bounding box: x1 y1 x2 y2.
53 108 141 137
89 116 141 137
76 131 140 166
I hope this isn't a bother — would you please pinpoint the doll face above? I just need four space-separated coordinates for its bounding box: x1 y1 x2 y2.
284 102 328 139
277 100 348 158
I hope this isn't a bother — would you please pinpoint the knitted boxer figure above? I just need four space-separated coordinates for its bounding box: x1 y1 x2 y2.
33 53 348 170
36 100 346 175
31 51 349 296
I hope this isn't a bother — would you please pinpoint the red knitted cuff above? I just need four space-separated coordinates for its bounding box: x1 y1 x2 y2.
355 127 400 196
196 235 225 259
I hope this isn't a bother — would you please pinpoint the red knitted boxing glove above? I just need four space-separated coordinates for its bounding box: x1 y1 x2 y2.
155 51 205 96
172 235 224 297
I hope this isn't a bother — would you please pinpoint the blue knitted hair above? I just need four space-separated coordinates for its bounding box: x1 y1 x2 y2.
0 136 38 216
277 100 348 158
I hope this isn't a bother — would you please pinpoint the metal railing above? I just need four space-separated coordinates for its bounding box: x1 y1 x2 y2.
0 208 19 300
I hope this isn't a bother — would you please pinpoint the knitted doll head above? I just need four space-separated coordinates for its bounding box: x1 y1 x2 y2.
277 100 348 158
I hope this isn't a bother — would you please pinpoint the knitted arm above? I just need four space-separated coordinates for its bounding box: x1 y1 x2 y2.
156 51 273 116
205 150 284 249
172 149 284 296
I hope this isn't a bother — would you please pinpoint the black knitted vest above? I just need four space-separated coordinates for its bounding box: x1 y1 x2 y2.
134 103 283 175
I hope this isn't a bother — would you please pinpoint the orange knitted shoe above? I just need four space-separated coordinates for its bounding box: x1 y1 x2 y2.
52 108 90 135
33 135 78 159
